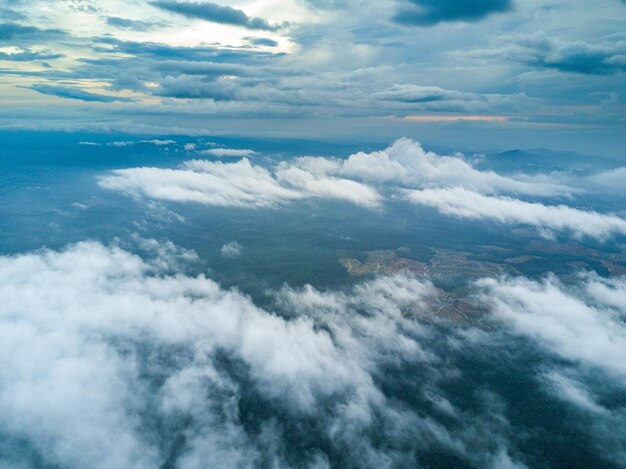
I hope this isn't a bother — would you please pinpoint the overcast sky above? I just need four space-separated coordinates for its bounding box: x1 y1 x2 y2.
1 0 625 153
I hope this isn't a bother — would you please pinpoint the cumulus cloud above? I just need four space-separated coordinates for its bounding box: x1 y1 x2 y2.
0 241 491 468
199 148 256 157
588 166 626 191
405 187 626 239
99 157 382 209
463 33 626 76
109 140 135 147
221 241 242 258
302 138 573 197
393 0 512 26
141 139 176 145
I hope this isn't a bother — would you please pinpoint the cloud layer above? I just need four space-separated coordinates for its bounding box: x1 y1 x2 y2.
0 240 528 468
99 138 626 240
405 187 626 239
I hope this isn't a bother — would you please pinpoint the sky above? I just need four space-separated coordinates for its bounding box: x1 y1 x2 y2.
0 0 625 154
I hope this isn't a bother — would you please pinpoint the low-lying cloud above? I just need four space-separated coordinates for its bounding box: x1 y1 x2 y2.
332 138 573 197
478 273 626 381
96 138 626 239
0 240 527 468
405 187 626 239
99 157 382 209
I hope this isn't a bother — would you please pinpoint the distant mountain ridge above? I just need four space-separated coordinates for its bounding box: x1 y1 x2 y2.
473 148 622 174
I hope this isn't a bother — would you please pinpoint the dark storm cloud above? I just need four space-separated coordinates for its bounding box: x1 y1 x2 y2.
28 84 135 102
393 0 513 26
150 1 284 31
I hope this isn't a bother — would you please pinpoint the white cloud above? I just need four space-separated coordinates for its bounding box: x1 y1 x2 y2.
0 241 452 468
221 241 242 258
141 139 177 146
542 372 606 414
588 167 626 191
99 157 381 209
199 148 257 157
331 138 573 197
101 138 570 213
275 164 382 209
478 273 626 382
79 141 101 146
405 187 626 239
184 142 197 151
109 140 135 147
99 159 303 208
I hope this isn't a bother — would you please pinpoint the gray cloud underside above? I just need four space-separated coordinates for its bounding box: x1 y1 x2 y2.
150 1 282 31
393 0 513 26
98 137 572 210
463 34 626 75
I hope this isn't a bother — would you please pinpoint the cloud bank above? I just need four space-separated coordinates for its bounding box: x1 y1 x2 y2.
405 187 626 239
0 241 527 468
98 138 626 240
99 157 382 209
